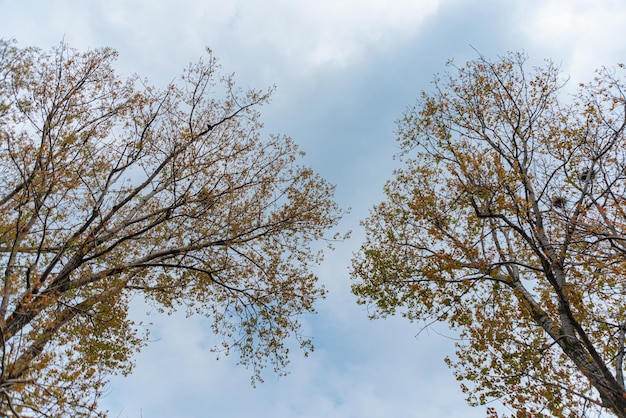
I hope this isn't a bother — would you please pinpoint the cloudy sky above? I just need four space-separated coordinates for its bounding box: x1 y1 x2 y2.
2 1 626 417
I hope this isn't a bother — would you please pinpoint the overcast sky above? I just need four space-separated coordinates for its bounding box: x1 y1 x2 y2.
2 1 626 417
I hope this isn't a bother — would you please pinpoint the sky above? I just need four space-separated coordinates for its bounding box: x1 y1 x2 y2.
1 1 626 417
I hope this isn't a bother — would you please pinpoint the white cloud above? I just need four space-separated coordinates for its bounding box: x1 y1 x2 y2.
223 0 442 67
521 0 626 81
91 0 443 72
1 0 444 89
102 295 482 418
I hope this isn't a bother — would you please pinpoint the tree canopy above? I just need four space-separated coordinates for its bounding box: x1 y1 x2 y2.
0 39 344 416
352 52 626 417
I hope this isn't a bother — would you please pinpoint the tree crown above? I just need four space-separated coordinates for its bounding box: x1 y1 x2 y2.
0 39 344 416
352 52 626 417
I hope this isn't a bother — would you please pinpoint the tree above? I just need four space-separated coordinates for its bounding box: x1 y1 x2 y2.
351 52 626 417
0 39 343 417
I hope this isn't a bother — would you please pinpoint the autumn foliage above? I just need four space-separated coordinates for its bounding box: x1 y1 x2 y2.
352 53 626 416
0 39 343 416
